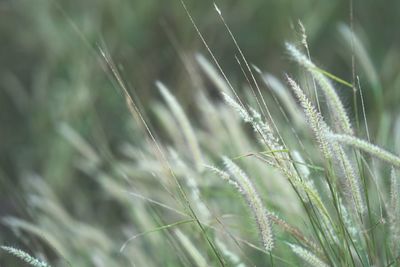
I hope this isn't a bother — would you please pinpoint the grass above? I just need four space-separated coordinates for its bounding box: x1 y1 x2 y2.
1 1 400 266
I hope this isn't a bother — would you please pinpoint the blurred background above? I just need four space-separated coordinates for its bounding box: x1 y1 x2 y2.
1 0 400 265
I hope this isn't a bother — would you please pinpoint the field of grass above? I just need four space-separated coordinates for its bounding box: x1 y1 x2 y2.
1 0 400 266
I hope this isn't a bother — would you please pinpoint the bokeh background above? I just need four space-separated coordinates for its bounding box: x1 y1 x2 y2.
1 0 400 265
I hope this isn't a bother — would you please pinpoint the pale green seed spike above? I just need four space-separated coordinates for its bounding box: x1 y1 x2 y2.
222 157 274 251
215 239 246 267
222 92 285 165
2 217 66 256
262 73 305 127
390 168 399 216
1 246 51 267
195 53 232 97
390 168 400 254
222 92 252 122
157 81 204 171
286 43 353 136
57 123 101 165
338 24 380 90
288 243 329 267
286 76 332 159
209 159 274 251
330 133 400 168
334 144 365 215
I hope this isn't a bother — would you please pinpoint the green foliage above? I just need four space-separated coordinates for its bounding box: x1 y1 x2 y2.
1 0 400 266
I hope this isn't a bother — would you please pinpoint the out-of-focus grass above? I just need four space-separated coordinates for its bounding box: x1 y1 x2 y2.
1 0 400 266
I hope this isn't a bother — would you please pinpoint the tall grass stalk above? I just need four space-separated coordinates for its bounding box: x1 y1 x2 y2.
4 3 399 267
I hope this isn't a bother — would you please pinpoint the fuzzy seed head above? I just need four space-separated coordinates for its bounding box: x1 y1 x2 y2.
1 246 50 267
289 243 329 267
286 76 332 159
286 43 353 136
222 157 274 251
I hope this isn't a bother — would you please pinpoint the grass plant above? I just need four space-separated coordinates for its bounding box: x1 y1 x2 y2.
2 1 400 266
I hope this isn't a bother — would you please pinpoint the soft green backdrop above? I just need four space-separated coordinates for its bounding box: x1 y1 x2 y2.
1 0 399 265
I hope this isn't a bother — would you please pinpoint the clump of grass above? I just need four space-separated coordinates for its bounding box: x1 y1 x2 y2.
4 3 400 267
287 75 365 215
